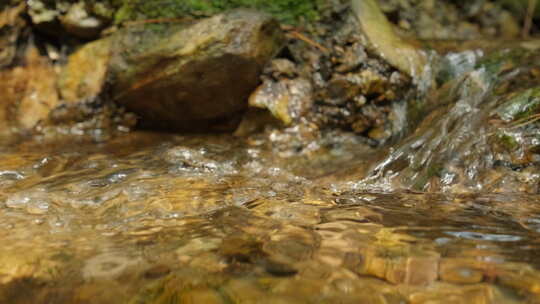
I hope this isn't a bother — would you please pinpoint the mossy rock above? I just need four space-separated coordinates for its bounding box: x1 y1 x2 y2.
108 9 285 132
114 0 323 25
351 0 427 79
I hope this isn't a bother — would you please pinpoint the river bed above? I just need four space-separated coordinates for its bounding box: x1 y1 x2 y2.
0 129 539 303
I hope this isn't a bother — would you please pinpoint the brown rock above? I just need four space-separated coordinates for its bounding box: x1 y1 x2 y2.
0 47 59 133
497 265 540 295
249 78 313 125
58 37 112 103
405 254 439 285
108 10 284 132
360 244 439 285
409 284 496 304
180 288 224 304
439 258 484 284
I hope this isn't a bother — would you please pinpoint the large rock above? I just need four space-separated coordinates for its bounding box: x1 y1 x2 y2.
0 47 60 134
351 0 427 80
108 9 284 131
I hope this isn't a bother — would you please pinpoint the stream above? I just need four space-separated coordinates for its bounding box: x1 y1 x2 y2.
1 46 540 303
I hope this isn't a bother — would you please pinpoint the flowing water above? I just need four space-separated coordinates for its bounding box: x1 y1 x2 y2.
2 48 540 303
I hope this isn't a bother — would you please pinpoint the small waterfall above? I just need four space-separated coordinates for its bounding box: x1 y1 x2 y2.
352 48 540 193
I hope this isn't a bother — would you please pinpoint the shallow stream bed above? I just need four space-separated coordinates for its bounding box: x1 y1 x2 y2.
0 130 539 303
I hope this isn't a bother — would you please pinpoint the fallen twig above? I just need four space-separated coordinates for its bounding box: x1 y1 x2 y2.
508 113 540 129
282 26 330 54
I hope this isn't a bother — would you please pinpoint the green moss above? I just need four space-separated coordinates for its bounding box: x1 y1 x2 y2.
409 163 444 191
495 132 520 151
114 0 322 25
405 98 429 131
475 49 522 78
426 164 444 178
495 87 540 122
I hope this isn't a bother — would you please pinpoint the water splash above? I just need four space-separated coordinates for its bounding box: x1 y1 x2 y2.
347 48 540 193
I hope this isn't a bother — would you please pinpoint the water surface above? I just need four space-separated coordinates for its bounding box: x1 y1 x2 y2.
0 130 539 303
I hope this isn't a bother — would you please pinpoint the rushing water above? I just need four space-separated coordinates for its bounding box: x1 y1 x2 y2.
2 49 540 303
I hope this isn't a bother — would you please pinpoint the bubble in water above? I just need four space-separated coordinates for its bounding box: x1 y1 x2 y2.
445 231 523 242
0 170 24 181
5 193 31 208
5 190 50 214
123 182 153 202
165 145 237 175
164 146 199 164
26 200 50 215
105 169 137 184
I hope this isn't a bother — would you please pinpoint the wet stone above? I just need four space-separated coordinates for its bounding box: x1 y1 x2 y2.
496 266 540 295
143 265 171 280
351 0 427 79
408 284 496 304
266 58 298 79
439 258 485 284
108 9 285 132
358 237 440 285
262 260 298 277
222 279 270 303
179 287 225 304
58 38 112 104
0 47 59 133
249 78 313 125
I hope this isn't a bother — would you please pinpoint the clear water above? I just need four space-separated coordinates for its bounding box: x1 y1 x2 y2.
2 49 540 303
0 130 538 303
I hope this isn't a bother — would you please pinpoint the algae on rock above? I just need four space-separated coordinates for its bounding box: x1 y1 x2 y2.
114 0 323 25
495 87 540 122
351 0 427 80
107 9 284 131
